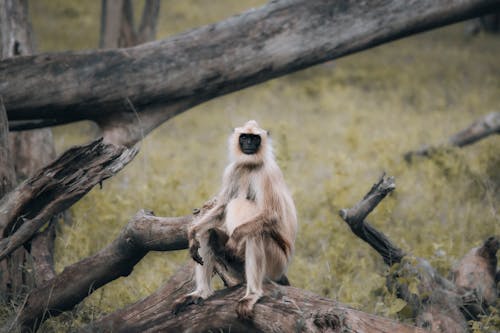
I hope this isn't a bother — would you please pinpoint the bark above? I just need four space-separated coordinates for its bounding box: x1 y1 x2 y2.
6 210 192 333
339 174 404 266
100 0 160 48
0 139 138 261
0 0 34 58
7 202 427 333
85 276 426 333
404 111 500 161
137 0 160 43
29 221 57 285
0 99 15 199
451 236 499 319
99 0 125 49
339 175 498 332
0 0 60 299
2 0 499 146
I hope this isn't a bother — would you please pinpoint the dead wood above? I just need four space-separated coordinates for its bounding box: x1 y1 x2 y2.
0 138 138 261
0 0 60 299
84 276 426 333
451 236 499 319
339 174 404 266
6 203 426 333
405 111 500 161
0 98 14 200
339 174 498 332
5 210 192 333
3 0 499 146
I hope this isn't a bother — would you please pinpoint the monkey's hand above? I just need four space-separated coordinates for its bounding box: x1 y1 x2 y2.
189 237 203 266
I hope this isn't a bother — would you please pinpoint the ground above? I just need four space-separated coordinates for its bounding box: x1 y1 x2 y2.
9 1 500 330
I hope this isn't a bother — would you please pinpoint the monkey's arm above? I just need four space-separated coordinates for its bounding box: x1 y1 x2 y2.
188 204 226 265
229 212 291 257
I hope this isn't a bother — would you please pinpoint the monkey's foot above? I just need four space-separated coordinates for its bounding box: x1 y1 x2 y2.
236 295 260 321
172 294 204 315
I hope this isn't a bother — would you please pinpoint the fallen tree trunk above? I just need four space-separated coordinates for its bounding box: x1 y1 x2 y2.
339 174 498 332
404 111 500 161
84 272 426 333
2 0 499 145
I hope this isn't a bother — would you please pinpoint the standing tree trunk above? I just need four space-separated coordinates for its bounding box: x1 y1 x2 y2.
0 0 57 300
100 0 160 48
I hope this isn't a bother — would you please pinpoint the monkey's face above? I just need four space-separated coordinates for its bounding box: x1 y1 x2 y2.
230 120 269 164
239 134 261 155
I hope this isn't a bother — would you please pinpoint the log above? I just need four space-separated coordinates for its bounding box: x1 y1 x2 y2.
2 0 499 145
84 275 426 333
0 138 138 261
404 111 500 161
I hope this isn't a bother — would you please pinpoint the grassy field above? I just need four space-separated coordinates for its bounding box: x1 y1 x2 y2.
13 1 500 330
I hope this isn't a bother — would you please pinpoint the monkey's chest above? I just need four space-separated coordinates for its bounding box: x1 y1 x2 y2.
225 197 258 236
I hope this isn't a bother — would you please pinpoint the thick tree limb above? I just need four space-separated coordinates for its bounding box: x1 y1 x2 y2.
0 138 138 261
85 279 426 333
405 111 500 161
5 210 192 333
339 174 404 266
2 0 499 145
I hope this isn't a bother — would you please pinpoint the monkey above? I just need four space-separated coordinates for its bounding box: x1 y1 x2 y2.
173 120 297 320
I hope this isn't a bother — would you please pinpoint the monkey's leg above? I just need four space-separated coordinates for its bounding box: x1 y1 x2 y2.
236 236 266 320
172 235 215 314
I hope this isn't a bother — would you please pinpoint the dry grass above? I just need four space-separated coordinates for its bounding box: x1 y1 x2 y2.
5 1 499 331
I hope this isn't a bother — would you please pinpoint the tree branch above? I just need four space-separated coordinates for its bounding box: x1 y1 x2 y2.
6 210 192 332
339 174 404 266
2 0 499 145
84 274 426 333
404 111 500 161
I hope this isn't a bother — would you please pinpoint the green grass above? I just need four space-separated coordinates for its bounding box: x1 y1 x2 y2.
9 1 500 331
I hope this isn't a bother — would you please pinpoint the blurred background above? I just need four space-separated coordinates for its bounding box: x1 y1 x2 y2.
23 0 500 329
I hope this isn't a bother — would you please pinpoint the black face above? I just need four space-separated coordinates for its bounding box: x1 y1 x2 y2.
239 134 261 155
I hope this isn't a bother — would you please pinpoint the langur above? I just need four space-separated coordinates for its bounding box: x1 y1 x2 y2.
173 120 297 319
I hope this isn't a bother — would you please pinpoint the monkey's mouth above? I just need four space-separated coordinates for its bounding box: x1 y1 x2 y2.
241 147 259 154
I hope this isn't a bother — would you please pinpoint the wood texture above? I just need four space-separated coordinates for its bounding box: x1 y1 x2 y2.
2 0 499 145
0 139 138 260
6 210 192 333
85 278 426 333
